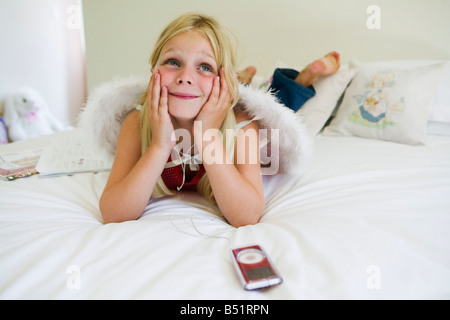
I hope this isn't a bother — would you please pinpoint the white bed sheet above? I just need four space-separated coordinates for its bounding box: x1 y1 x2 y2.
1 131 449 299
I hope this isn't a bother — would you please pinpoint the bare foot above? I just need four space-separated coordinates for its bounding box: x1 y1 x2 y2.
237 66 257 84
295 51 341 87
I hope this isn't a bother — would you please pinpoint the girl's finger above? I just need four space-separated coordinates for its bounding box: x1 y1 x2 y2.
218 68 231 106
146 71 154 95
159 86 168 114
209 76 220 104
151 71 161 110
219 68 227 89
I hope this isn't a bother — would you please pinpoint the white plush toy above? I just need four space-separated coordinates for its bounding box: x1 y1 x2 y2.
3 87 65 142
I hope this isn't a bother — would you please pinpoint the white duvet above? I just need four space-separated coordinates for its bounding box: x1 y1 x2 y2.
1 132 450 299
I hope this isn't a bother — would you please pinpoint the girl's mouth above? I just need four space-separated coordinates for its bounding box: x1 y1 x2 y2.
169 92 199 100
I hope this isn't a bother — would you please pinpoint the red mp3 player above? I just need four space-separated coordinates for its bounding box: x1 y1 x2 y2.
231 244 283 290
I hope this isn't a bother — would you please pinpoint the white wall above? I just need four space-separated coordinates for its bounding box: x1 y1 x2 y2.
82 0 450 93
0 0 86 126
2 0 449 125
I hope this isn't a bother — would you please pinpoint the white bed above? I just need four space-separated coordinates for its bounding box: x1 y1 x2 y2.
1 60 450 300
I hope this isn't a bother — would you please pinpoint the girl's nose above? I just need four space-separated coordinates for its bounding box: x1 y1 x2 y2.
176 68 194 85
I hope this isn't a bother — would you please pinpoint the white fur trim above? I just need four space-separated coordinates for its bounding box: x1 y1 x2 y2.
77 74 148 154
77 75 312 174
235 84 313 174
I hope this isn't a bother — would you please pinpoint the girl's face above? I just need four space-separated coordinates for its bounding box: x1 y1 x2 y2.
153 31 218 124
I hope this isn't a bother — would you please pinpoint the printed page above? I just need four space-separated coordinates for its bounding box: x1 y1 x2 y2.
36 134 114 177
0 148 42 181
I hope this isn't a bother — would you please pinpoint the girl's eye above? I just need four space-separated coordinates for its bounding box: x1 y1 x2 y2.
199 64 212 72
167 59 180 67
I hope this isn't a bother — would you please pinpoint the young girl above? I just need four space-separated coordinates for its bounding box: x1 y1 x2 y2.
99 13 265 227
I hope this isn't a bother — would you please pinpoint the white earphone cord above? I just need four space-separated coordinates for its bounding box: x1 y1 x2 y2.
170 213 234 248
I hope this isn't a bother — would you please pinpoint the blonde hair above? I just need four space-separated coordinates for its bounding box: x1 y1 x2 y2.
138 12 239 203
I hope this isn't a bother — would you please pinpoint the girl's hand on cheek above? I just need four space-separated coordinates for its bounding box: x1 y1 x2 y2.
146 70 176 152
194 69 232 140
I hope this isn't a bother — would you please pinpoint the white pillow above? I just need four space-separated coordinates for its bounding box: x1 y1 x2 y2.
429 62 450 123
325 59 450 123
427 121 450 136
322 60 446 145
296 66 357 136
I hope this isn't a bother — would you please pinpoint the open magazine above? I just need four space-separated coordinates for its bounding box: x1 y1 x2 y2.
0 148 42 181
35 133 114 177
